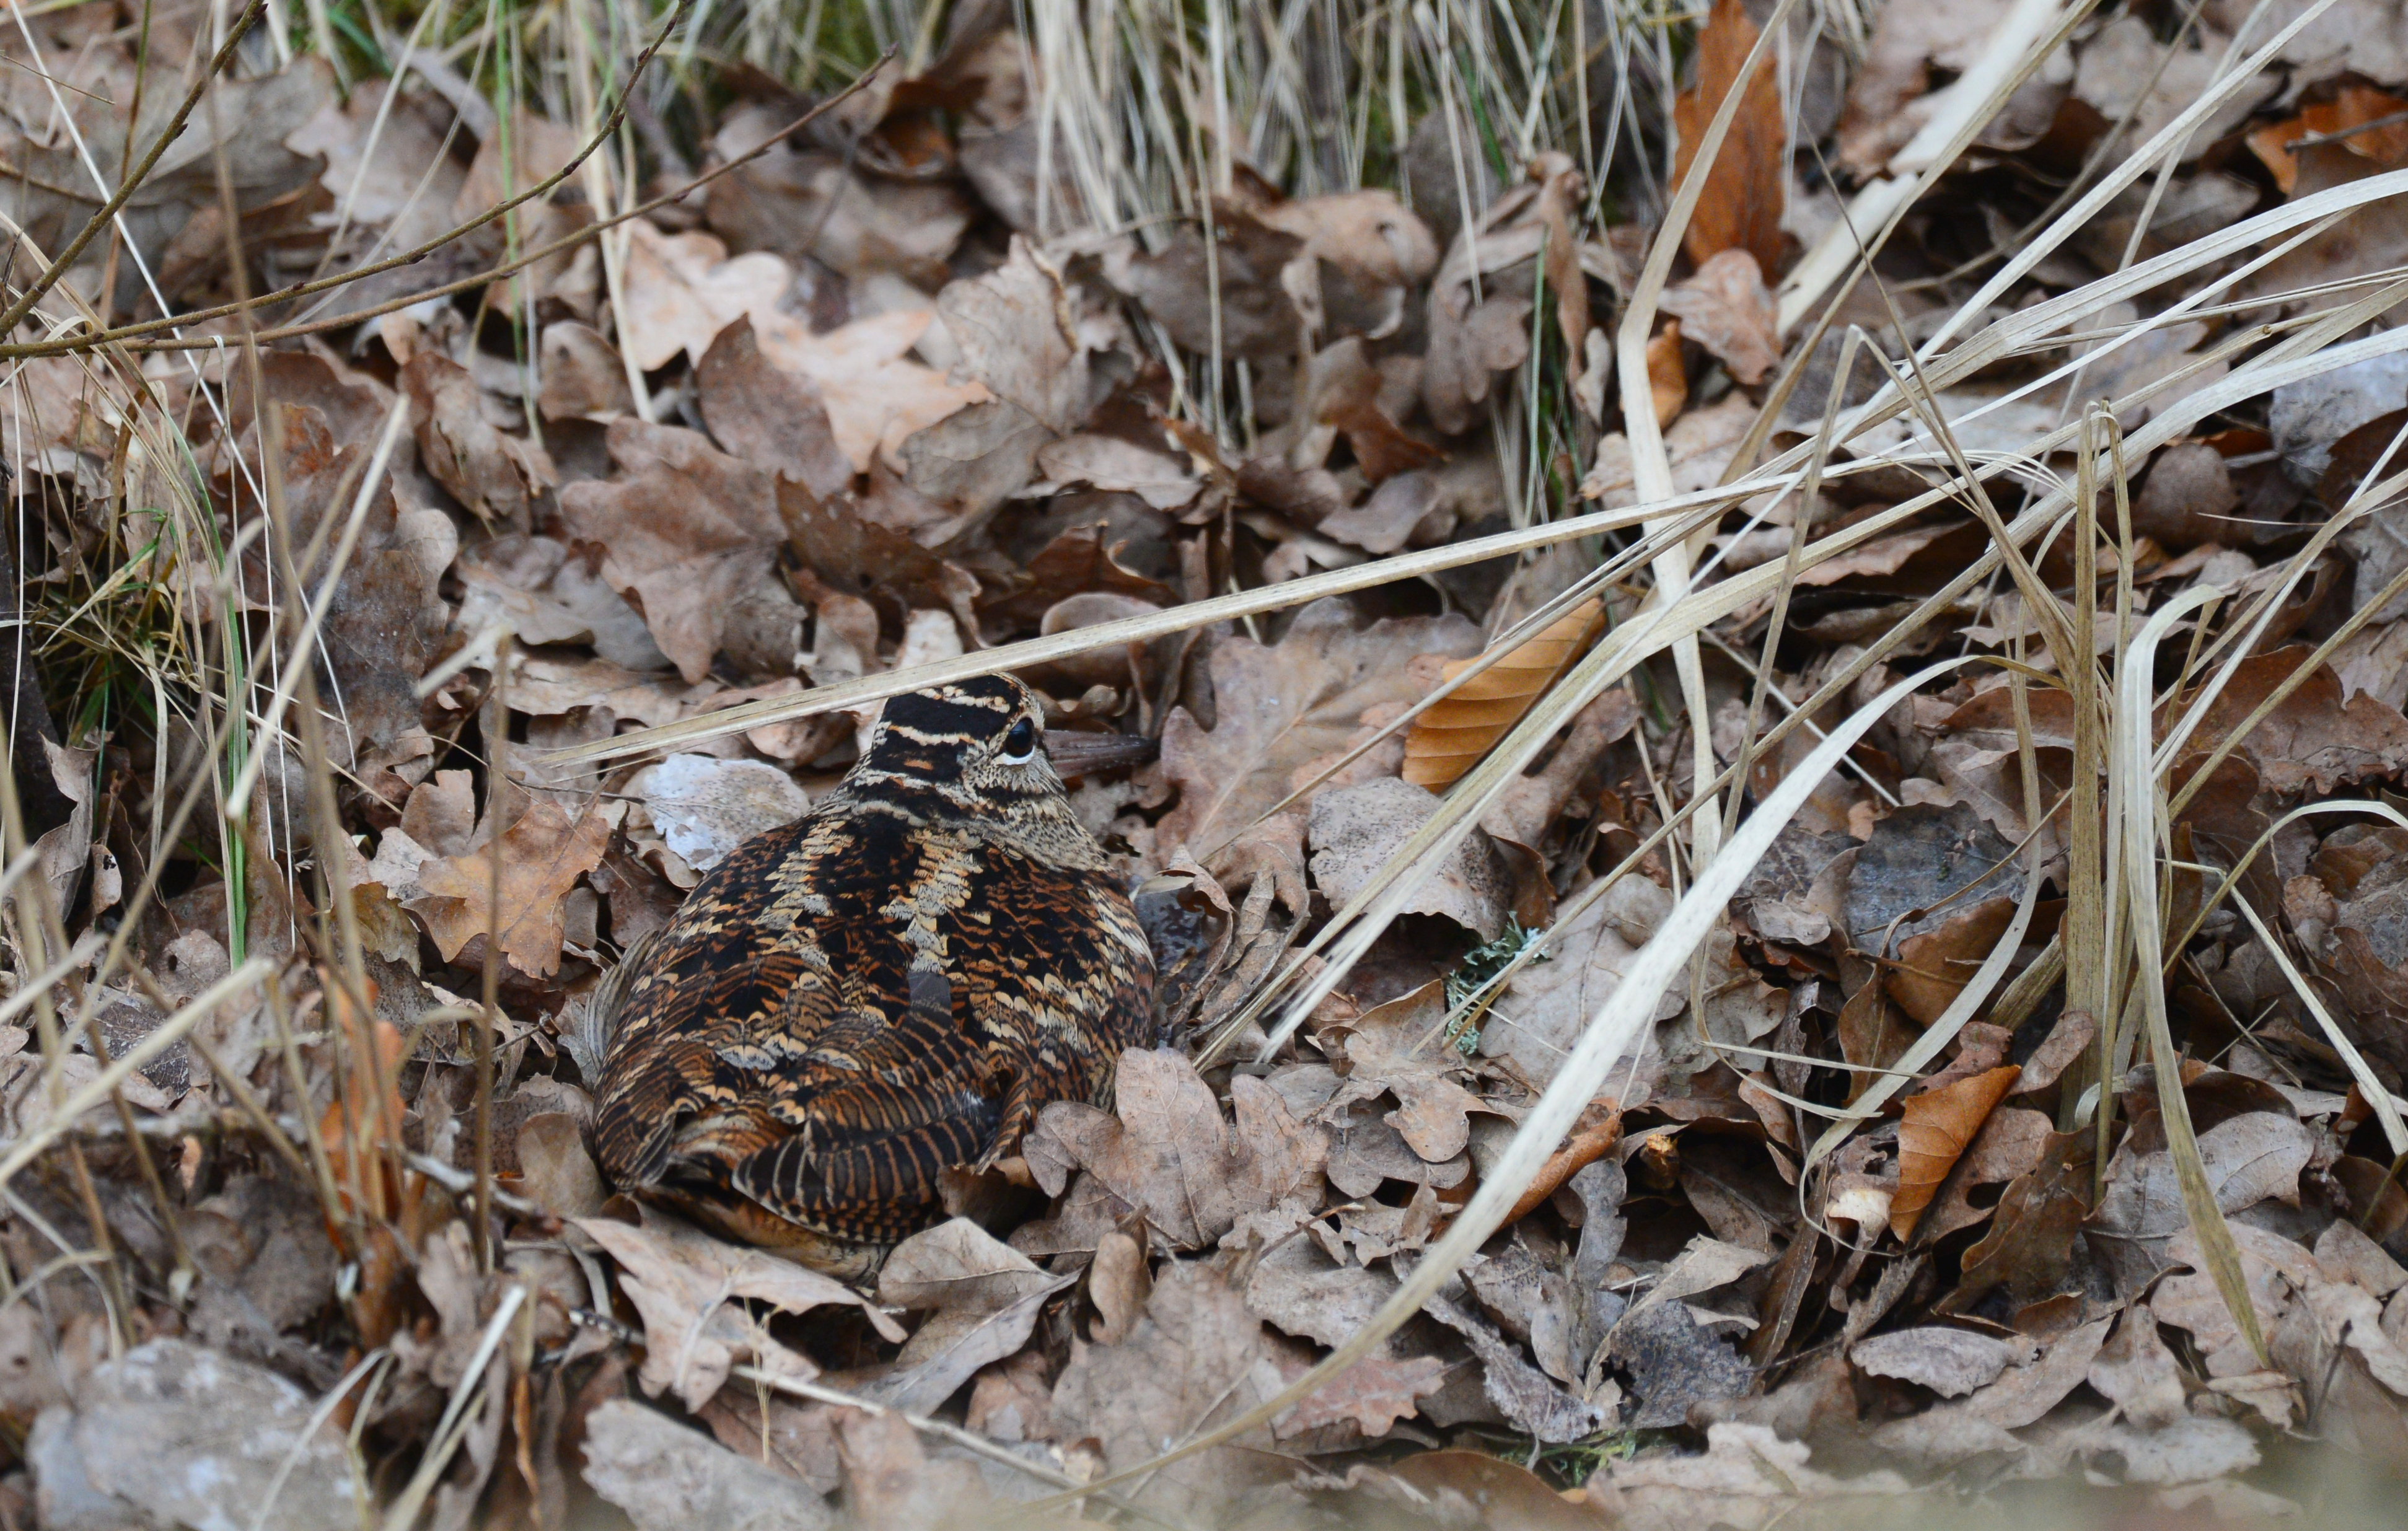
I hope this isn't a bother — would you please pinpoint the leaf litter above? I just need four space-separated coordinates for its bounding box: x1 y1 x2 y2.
9 0 2408 1526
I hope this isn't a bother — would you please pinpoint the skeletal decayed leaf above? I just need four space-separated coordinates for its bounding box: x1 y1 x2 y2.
1402 599 1605 789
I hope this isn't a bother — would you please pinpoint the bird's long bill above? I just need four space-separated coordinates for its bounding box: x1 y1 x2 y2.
1042 729 1158 778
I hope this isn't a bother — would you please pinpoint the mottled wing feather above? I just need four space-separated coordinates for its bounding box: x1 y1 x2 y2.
594 782 1154 1265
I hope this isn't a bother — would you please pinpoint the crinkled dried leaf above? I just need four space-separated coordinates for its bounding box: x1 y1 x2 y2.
582 1400 834 1531
1851 1326 2028 1397
696 315 854 501
937 238 1092 435
1275 1355 1446 1441
401 351 555 525
576 1209 902 1410
1020 1048 1325 1249
1659 250 1780 385
558 421 787 682
408 799 611 979
2086 1110 2314 1296
625 755 809 873
1426 1292 1610 1442
1307 778 1516 941
1586 1423 1918 1531
1152 598 1480 867
876 1217 1057 1312
1048 1260 1290 1524
28 1339 356 1531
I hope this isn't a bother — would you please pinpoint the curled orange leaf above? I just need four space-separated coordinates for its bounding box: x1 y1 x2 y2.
1890 1064 2022 1243
1402 599 1605 789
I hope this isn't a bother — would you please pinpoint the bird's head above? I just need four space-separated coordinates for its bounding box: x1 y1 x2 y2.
853 676 1151 861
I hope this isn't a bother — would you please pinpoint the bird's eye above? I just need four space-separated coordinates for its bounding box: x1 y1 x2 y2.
999 717 1038 764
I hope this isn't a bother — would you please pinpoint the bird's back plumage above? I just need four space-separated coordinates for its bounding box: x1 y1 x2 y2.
591 677 1154 1275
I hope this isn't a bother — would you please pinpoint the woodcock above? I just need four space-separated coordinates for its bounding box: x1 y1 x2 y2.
592 676 1156 1276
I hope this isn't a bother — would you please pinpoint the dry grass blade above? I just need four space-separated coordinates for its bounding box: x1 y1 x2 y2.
2117 587 2268 1369
1400 599 1603 789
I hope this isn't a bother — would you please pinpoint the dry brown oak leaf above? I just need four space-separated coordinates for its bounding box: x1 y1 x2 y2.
1153 597 1480 872
408 799 611 979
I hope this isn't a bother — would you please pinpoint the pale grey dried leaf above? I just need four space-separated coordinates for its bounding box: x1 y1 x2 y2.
2088 1301 2187 1429
877 1219 1057 1312
1608 1298 1754 1429
625 755 810 872
2088 1111 2314 1296
582 1400 834 1531
1309 778 1515 942
27 1339 355 1531
1851 1327 2026 1397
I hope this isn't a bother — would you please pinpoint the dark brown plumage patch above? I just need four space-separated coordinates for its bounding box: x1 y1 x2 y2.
592 676 1154 1276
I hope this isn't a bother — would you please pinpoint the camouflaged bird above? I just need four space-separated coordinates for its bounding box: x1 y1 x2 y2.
591 676 1155 1276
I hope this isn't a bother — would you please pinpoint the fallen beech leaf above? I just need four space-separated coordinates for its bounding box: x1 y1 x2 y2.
1583 394 1755 507
1872 1317 2112 1464
2071 18 2277 169
704 101 971 287
408 799 611 979
1088 1227 1151 1345
1105 208 1304 362
1647 320 1687 426
1891 1065 2022 1242
1246 1238 1402 1348
1403 598 1604 789
1035 434 1198 510
2250 84 2408 195
1670 0 1787 274
1885 896 2018 1025
778 478 984 638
